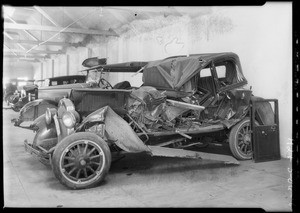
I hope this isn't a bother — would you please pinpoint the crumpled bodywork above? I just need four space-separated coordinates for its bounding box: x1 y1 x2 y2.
76 106 151 153
74 105 239 164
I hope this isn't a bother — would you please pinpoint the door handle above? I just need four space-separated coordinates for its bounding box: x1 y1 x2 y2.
261 130 268 136
271 126 276 131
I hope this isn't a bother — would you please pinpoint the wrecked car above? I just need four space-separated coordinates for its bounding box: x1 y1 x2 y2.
20 52 275 189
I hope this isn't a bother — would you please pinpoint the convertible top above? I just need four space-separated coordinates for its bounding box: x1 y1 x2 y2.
142 52 244 90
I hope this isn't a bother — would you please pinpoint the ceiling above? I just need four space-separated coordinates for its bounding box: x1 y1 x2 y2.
3 6 211 63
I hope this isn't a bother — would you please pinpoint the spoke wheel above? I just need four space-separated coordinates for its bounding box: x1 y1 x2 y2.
52 132 111 189
229 117 254 160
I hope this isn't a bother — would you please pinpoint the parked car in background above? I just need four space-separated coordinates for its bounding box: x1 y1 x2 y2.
4 82 18 106
10 82 38 112
19 52 276 189
12 75 90 126
4 79 38 111
11 58 108 126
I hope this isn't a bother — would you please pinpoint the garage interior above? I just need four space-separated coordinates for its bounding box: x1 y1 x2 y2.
2 4 293 210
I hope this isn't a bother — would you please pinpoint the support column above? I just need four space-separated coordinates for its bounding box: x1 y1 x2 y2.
52 59 55 77
41 62 44 79
66 55 70 76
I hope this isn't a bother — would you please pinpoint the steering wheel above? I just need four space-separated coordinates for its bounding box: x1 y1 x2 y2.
99 78 113 89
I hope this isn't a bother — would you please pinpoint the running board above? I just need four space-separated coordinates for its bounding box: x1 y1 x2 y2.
148 146 240 165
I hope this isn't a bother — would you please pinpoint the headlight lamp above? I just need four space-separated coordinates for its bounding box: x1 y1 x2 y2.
62 110 79 129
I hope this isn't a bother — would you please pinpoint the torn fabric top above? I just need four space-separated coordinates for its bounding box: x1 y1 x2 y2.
142 52 245 91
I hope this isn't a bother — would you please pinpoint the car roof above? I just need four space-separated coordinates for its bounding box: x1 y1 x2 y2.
80 52 239 72
142 52 243 90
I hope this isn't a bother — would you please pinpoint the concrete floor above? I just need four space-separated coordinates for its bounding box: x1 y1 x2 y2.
3 104 292 210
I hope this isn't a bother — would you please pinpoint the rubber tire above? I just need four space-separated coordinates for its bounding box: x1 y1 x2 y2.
51 132 111 189
229 117 254 160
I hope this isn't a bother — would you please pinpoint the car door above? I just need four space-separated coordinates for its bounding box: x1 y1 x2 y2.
250 98 281 162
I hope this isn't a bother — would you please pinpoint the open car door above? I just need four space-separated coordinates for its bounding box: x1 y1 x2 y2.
250 98 281 162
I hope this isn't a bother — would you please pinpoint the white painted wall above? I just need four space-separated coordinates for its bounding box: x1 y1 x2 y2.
32 3 292 158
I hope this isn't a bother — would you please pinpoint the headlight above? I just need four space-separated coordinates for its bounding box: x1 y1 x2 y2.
45 108 57 125
62 111 79 129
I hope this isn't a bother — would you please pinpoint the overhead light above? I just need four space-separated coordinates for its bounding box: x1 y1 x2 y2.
3 5 15 17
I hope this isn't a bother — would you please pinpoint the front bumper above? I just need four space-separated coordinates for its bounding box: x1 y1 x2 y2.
24 140 51 166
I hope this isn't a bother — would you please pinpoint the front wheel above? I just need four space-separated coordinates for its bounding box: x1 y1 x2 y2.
229 117 256 160
51 132 111 189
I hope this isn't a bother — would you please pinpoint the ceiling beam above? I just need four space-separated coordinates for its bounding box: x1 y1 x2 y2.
105 8 139 35
4 22 119 36
34 6 59 26
5 39 78 47
4 15 39 41
4 30 28 51
106 6 181 15
4 49 64 54
4 44 18 56
4 54 50 59
3 57 41 63
58 7 87 29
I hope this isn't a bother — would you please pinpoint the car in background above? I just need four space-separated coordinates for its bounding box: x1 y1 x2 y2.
18 52 276 189
4 79 37 111
11 57 122 126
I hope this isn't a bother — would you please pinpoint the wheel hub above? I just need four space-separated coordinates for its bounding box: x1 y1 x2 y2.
80 159 86 166
243 134 251 144
75 156 90 168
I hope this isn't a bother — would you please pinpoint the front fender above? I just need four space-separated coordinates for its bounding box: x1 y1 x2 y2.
75 106 151 153
32 114 58 150
12 99 57 126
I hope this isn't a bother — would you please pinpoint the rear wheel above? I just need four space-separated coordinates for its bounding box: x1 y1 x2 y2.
229 117 255 160
52 132 111 189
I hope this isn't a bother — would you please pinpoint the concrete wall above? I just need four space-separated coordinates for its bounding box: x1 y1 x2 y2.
32 3 292 158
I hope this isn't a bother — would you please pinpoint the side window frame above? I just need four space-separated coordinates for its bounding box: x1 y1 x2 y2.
197 62 217 96
213 59 246 92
